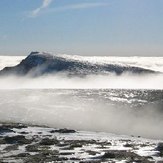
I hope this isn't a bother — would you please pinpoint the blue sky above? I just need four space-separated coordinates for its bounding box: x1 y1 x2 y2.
0 0 163 56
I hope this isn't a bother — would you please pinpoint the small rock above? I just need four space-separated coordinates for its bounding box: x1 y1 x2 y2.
39 138 58 145
41 150 59 156
26 144 39 152
123 143 133 147
156 142 163 156
3 123 27 129
70 142 83 149
5 144 18 151
86 150 99 156
19 131 29 135
16 153 31 157
0 138 6 144
4 135 32 144
101 152 116 159
52 128 76 134
0 126 14 134
156 142 163 151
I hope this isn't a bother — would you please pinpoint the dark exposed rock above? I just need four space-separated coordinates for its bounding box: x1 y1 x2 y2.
0 126 14 134
2 123 27 129
4 144 18 151
86 150 99 156
16 153 31 158
51 128 76 134
40 149 59 156
0 138 6 144
101 152 116 159
24 153 46 163
56 157 69 161
24 153 62 163
0 123 160 163
156 142 163 151
61 140 87 149
37 132 42 134
80 161 101 163
39 138 59 145
90 150 153 162
69 142 83 149
59 151 75 155
123 143 133 147
4 135 32 144
156 142 163 156
19 131 29 135
26 144 39 152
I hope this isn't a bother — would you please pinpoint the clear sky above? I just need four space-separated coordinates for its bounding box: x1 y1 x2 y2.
0 0 163 56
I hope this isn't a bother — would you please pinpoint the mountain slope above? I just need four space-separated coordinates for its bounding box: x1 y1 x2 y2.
0 52 156 76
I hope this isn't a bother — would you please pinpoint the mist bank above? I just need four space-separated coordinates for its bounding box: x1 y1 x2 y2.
0 73 163 90
0 89 163 140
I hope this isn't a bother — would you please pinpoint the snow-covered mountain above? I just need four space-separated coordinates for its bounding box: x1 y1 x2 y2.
0 52 156 76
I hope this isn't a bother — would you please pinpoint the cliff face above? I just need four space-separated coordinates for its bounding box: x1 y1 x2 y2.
0 52 155 76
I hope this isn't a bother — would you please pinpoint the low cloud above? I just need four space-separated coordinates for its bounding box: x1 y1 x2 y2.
0 78 163 139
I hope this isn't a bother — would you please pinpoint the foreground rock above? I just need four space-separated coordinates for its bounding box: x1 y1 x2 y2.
0 123 162 163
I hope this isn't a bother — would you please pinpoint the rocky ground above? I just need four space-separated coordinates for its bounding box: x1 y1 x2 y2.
0 123 163 163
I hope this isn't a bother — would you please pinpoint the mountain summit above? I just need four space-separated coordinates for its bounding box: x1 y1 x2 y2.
0 52 155 76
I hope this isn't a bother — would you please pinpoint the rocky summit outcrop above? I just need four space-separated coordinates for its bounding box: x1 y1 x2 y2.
0 123 162 163
0 51 156 77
